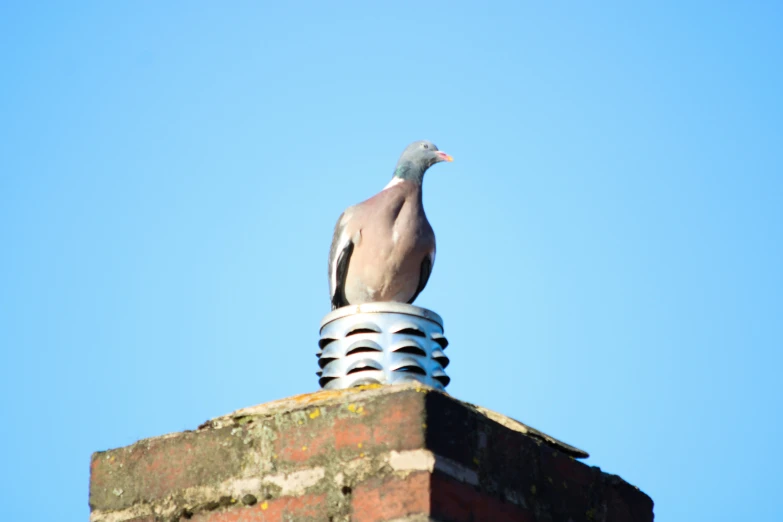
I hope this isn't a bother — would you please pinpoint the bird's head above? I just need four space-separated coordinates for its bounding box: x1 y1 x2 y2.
393 140 453 183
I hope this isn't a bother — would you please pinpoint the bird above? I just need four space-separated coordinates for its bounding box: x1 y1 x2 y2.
328 140 453 310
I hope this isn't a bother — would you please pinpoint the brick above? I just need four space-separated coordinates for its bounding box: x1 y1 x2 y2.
273 416 335 464
89 384 653 522
333 416 373 450
604 476 655 522
190 493 328 522
541 447 597 487
90 425 250 511
272 389 426 467
431 471 535 522
537 448 601 517
351 472 430 522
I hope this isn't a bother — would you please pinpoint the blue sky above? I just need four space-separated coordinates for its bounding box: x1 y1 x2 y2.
1 2 781 520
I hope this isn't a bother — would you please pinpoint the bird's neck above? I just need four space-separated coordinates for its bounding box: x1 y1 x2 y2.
392 161 425 185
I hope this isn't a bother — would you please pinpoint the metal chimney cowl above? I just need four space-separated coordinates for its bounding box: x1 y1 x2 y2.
317 302 450 390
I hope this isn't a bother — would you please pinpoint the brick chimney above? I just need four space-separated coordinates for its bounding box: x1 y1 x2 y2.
89 384 653 521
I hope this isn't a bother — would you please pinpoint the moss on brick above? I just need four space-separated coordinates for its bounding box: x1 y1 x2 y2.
89 384 653 522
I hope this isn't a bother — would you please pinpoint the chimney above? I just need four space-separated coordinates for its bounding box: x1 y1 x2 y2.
89 384 653 521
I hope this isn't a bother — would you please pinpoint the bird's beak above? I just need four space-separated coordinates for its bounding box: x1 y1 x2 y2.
436 151 454 162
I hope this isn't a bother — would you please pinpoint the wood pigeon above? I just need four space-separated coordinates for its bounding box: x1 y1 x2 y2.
328 140 453 310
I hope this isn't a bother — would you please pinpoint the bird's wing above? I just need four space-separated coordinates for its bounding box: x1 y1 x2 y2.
407 249 435 304
328 210 356 310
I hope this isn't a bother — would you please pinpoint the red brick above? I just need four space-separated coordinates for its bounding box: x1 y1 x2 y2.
274 419 335 464
90 385 653 522
604 480 655 522
333 417 373 450
352 472 430 522
431 472 535 522
538 448 600 514
90 426 248 511
368 397 426 449
273 391 425 467
542 449 596 487
605 487 636 522
191 493 328 522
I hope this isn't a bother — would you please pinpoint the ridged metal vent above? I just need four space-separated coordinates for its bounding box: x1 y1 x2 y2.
318 302 450 390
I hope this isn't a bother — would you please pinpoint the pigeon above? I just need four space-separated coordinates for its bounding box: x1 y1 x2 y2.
328 140 453 310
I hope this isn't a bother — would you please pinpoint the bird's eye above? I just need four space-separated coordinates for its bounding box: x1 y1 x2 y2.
423 144 429 149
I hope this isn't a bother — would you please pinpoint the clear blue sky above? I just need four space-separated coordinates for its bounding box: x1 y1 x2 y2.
1 2 781 520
